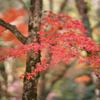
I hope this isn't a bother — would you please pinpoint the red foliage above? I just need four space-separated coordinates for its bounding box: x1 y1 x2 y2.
1 8 26 22
0 11 100 79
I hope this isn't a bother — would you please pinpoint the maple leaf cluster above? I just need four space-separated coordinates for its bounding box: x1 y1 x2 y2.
23 11 100 79
0 10 100 79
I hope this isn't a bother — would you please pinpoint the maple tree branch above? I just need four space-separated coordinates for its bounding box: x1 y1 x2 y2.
0 18 27 44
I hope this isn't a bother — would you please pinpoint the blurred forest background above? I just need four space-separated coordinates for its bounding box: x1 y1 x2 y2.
0 0 100 100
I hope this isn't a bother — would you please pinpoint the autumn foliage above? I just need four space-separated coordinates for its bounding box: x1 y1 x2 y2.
0 10 100 79
0 8 28 43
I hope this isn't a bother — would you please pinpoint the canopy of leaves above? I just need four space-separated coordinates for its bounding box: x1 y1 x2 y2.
0 11 100 79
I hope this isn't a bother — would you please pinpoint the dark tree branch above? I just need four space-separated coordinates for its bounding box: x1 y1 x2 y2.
0 18 27 44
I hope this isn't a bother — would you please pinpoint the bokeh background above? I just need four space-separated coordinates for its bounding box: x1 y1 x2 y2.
0 0 100 100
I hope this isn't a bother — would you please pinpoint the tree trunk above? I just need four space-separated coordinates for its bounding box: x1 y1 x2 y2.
38 72 46 100
59 0 68 13
49 0 53 11
22 0 42 100
75 0 92 37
